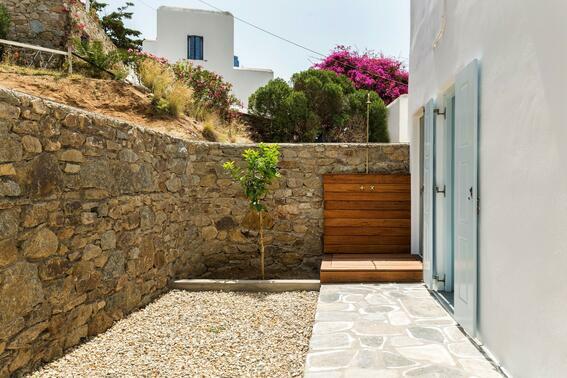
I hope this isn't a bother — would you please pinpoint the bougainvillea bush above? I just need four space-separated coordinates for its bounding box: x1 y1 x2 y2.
173 61 241 123
314 46 408 105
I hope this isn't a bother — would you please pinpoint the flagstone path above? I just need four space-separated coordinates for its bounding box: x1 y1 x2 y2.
304 283 503 377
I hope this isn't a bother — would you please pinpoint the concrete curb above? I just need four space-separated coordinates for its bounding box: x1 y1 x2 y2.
172 279 321 292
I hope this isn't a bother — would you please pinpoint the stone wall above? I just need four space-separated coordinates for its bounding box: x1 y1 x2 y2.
0 86 409 376
2 0 115 66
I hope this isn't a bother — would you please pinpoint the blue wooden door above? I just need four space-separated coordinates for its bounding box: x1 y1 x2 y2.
454 59 480 336
423 100 436 288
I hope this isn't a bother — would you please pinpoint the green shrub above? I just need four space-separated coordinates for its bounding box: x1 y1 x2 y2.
0 4 10 39
248 69 389 143
73 39 123 78
173 61 240 122
0 4 11 60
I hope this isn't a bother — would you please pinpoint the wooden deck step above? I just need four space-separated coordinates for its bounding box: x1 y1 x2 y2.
320 254 423 283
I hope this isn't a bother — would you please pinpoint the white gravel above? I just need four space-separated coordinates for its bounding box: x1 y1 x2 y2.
30 290 319 378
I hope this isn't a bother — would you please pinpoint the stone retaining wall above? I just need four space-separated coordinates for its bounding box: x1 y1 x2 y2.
2 0 115 67
0 87 409 376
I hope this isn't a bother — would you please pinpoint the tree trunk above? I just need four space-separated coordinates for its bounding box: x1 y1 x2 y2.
259 210 265 280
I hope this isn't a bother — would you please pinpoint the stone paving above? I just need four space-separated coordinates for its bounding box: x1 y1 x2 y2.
304 284 503 377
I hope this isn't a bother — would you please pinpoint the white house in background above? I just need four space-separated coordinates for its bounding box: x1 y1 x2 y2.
143 6 274 109
410 0 566 376
386 94 408 142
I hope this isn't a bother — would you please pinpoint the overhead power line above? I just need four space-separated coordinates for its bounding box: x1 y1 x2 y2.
135 0 408 87
195 0 408 87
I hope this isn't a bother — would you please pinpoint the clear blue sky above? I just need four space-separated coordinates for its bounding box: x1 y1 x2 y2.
103 0 410 81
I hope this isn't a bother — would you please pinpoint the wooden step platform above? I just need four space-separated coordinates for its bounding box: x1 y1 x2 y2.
320 254 423 283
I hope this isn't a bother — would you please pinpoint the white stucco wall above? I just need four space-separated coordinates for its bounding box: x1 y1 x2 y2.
409 1 567 376
142 6 273 108
386 94 409 142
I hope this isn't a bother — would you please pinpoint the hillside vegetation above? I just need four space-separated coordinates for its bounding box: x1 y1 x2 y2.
0 64 252 142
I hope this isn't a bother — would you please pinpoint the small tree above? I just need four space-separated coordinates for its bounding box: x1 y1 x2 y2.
223 144 281 279
89 1 143 50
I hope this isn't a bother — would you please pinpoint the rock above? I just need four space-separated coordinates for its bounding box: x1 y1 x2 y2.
23 227 59 260
60 130 85 147
21 153 64 198
0 262 44 324
31 99 48 115
201 226 218 240
0 137 22 162
82 244 102 260
8 321 48 349
39 257 70 281
119 149 138 162
215 216 237 230
0 238 18 267
0 179 21 196
0 102 20 119
60 149 84 163
100 230 116 250
0 163 16 176
0 208 19 239
64 163 81 173
21 135 42 153
165 175 181 192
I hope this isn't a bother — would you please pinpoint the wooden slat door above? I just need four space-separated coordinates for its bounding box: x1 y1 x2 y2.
323 174 411 254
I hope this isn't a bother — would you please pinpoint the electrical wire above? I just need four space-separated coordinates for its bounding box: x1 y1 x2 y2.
195 0 408 87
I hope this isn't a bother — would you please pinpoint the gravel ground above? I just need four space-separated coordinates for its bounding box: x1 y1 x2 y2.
30 290 319 378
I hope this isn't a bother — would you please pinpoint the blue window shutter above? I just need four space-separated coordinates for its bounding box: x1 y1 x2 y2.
197 37 203 60
188 36 203 60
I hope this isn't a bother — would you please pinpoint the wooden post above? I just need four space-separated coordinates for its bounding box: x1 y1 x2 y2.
67 46 73 75
259 210 265 280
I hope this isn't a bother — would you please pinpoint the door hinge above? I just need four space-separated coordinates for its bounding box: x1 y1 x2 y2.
434 108 447 119
436 185 446 197
477 196 480 215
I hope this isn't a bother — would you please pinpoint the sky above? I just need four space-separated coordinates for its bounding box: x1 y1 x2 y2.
102 0 410 81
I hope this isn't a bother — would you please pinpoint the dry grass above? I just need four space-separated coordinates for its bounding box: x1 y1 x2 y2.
165 81 193 117
0 63 253 142
138 59 175 99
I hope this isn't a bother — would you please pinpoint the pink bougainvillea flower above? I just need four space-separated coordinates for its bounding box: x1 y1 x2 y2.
314 46 408 104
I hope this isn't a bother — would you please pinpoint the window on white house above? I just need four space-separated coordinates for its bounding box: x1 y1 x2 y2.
187 36 204 60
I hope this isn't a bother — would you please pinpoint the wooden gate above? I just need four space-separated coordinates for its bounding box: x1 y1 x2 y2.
320 174 422 283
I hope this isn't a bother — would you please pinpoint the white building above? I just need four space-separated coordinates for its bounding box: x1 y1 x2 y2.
143 6 274 109
409 1 567 376
386 94 409 142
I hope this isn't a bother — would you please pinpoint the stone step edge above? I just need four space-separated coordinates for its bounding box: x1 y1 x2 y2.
172 279 321 292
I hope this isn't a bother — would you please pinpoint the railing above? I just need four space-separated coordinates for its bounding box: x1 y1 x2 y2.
0 38 73 73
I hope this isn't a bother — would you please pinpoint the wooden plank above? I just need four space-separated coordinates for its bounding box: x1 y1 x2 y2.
320 270 422 283
325 200 410 210
325 218 410 228
324 192 411 201
324 244 411 254
321 254 422 271
324 183 410 193
320 253 422 283
325 226 410 236
323 174 410 184
325 210 410 219
325 235 410 245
